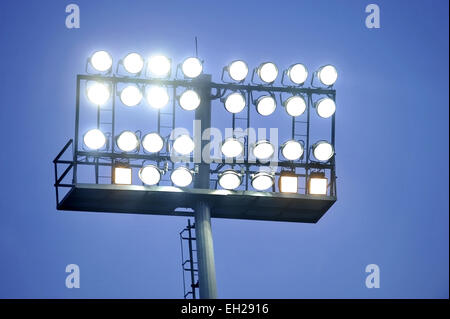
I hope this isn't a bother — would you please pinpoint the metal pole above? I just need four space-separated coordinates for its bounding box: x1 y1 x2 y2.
193 74 218 299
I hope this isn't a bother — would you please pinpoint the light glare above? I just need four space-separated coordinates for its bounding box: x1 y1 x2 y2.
182 57 203 78
288 64 308 84
228 60 248 81
87 82 110 105
318 65 338 86
251 172 274 191
90 51 112 72
256 96 276 116
139 165 161 186
173 135 194 155
83 129 106 150
279 174 298 193
114 167 132 185
253 140 275 160
284 96 306 117
142 133 164 153
221 138 244 158
120 85 142 107
123 53 144 74
148 55 171 77
218 170 241 190
309 176 328 195
224 92 246 113
179 90 201 111
313 141 334 161
258 62 278 83
171 167 193 187
281 140 304 161
117 131 139 152
147 86 169 109
316 98 336 118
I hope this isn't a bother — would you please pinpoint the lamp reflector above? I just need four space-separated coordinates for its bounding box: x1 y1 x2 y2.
173 135 194 155
148 55 171 77
146 86 169 109
139 165 161 186
218 170 242 190
312 141 334 161
181 57 203 78
221 138 244 158
284 95 306 117
117 131 139 152
256 96 276 116
114 167 132 185
224 92 246 113
90 50 112 72
316 98 336 118
253 140 275 160
87 82 110 105
171 167 193 187
287 63 308 85
228 60 248 81
179 90 201 111
142 133 164 153
281 140 303 161
83 129 106 150
257 62 278 83
120 85 142 107
251 172 274 191
123 53 144 74
318 65 338 86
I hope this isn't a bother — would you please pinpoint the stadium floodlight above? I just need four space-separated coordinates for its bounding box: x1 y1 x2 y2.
252 140 275 160
317 65 338 86
139 165 162 186
173 134 195 155
146 86 169 109
227 60 248 82
142 132 164 153
283 95 306 117
181 57 203 78
83 129 106 150
90 50 112 72
281 140 304 161
148 55 171 77
257 62 278 83
224 92 246 113
116 131 139 152
287 63 308 85
312 141 334 162
315 98 336 118
114 166 132 185
218 170 242 190
171 167 193 187
220 138 244 158
123 52 144 74
251 172 274 191
278 171 298 193
256 95 276 116
308 172 328 195
87 82 110 105
179 90 201 111
120 85 142 107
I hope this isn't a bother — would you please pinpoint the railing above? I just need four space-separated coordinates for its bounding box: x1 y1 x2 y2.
53 139 75 207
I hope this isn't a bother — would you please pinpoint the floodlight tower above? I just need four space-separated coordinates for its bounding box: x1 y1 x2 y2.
53 50 338 299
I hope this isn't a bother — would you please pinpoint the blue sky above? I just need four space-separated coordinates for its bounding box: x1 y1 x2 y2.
0 0 448 298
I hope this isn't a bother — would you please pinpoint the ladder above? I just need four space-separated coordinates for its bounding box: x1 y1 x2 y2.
179 219 199 299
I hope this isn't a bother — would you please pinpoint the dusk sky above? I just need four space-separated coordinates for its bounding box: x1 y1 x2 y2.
0 0 448 298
